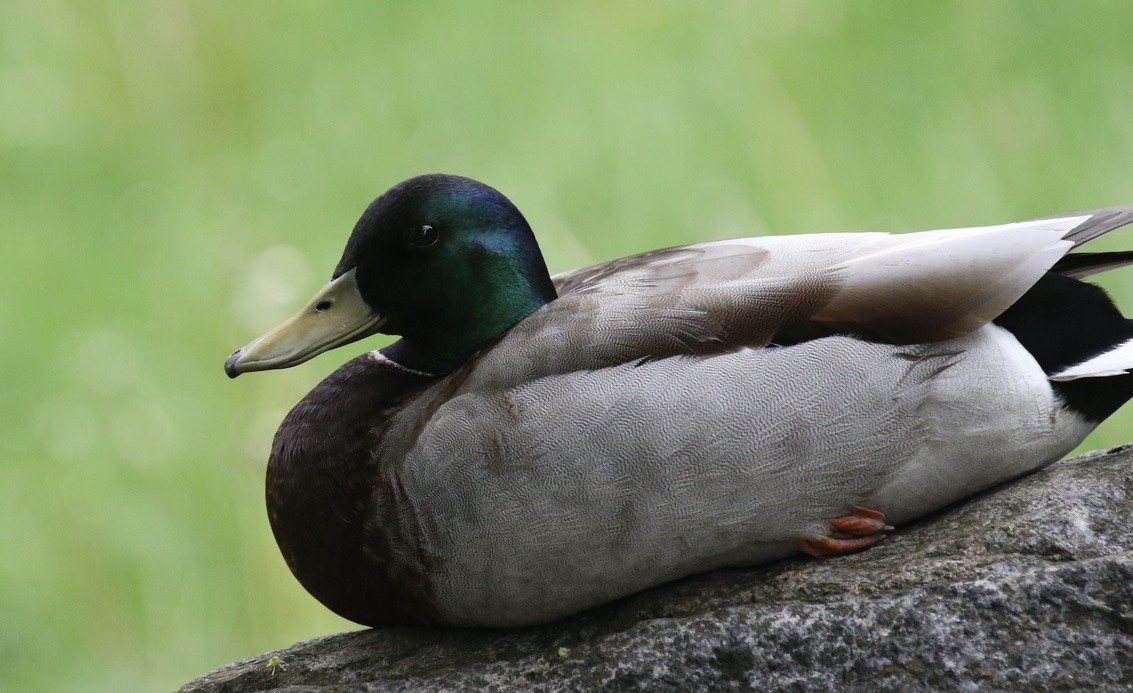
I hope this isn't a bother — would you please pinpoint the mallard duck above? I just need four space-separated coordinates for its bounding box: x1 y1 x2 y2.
226 174 1133 628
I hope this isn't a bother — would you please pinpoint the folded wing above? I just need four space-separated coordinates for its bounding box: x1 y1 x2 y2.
464 210 1131 389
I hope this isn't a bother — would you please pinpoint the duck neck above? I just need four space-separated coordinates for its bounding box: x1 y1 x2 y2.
386 289 553 374
389 266 557 374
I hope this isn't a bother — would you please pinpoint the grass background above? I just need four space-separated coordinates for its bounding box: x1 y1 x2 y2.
3 1 1133 689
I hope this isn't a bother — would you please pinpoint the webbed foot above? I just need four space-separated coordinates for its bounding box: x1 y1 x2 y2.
799 506 891 557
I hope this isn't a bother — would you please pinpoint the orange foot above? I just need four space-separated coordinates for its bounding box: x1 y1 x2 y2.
799 506 892 557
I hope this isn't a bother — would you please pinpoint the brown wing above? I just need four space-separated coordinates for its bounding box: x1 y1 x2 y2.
460 211 1130 391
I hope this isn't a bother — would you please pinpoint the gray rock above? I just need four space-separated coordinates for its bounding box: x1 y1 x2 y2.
182 446 1133 692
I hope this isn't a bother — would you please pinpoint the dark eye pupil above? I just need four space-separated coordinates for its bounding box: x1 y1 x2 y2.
411 224 438 247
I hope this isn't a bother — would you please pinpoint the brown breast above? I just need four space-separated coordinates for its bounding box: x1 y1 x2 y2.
265 352 443 626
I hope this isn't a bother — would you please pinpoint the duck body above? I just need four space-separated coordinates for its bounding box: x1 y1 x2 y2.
231 175 1133 628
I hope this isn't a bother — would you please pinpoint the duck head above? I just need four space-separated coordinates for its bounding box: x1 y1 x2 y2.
225 174 557 378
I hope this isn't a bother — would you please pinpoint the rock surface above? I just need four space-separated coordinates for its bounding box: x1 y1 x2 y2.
183 446 1133 692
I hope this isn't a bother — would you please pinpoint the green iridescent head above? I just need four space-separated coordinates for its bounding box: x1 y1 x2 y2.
226 174 557 377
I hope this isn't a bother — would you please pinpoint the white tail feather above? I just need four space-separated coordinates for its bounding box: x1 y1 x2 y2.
1050 337 1133 381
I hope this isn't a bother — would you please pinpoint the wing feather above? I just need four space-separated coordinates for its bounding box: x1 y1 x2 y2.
463 210 1131 389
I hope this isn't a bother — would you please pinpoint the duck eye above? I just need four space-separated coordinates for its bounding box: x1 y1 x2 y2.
408 224 439 248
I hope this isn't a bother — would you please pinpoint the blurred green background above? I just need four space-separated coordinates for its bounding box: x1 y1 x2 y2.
3 1 1133 689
